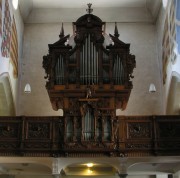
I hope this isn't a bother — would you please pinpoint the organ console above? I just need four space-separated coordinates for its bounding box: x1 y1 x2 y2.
43 4 136 145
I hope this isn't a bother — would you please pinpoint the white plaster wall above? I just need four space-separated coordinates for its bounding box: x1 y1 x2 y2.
20 23 73 116
113 23 163 115
26 7 153 23
155 6 166 113
20 21 163 116
11 6 24 115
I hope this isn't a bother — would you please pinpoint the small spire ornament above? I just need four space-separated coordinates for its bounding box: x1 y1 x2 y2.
114 22 119 38
59 23 64 39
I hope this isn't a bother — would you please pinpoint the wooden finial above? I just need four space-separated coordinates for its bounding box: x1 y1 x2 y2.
86 3 93 14
114 22 119 38
59 23 64 39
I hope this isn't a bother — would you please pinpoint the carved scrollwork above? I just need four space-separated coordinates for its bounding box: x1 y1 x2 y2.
25 142 51 149
0 142 19 149
98 98 110 109
158 122 180 138
127 54 136 80
115 97 127 110
27 122 50 139
43 55 51 79
126 143 152 149
0 123 19 138
64 141 116 150
51 98 64 111
68 98 80 115
128 122 151 139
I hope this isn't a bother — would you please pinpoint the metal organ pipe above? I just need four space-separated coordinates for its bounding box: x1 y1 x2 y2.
102 51 109 82
90 35 92 84
85 36 87 84
113 55 125 85
93 45 96 84
80 34 99 85
119 56 121 84
84 109 89 141
88 109 90 140
113 57 116 84
92 41 94 84
80 49 82 83
55 55 64 85
62 55 64 84
118 56 120 84
96 50 98 84
83 107 96 141
88 34 90 85
55 59 57 84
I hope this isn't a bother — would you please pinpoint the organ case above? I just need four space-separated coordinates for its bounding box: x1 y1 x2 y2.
43 4 136 145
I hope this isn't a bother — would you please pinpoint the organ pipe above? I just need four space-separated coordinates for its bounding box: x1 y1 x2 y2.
113 54 125 85
43 8 136 147
80 34 99 85
55 55 64 85
55 37 126 86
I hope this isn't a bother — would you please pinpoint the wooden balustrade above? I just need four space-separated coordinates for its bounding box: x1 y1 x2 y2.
0 115 180 157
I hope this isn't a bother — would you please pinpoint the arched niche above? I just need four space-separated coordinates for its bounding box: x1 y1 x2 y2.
0 72 15 116
166 71 180 115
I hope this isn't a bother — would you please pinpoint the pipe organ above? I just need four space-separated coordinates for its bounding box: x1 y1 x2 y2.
55 54 64 85
80 34 99 85
43 4 136 149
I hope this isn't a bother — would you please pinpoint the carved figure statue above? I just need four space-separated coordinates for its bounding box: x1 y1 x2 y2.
86 86 92 98
86 84 95 99
80 104 87 118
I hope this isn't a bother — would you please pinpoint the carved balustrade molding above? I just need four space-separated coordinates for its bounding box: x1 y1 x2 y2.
0 115 180 157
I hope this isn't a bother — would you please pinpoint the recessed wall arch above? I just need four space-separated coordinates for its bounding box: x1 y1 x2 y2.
61 162 118 176
166 71 180 114
0 72 15 116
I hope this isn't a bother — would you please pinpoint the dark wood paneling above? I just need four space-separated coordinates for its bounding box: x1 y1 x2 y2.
0 115 180 157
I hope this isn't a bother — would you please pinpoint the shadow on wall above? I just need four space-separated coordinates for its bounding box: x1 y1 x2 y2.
0 72 15 116
166 71 180 115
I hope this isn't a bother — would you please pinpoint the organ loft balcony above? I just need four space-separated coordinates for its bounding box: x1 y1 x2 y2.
0 115 180 157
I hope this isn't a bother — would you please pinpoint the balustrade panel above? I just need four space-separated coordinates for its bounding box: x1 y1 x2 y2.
0 116 180 156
